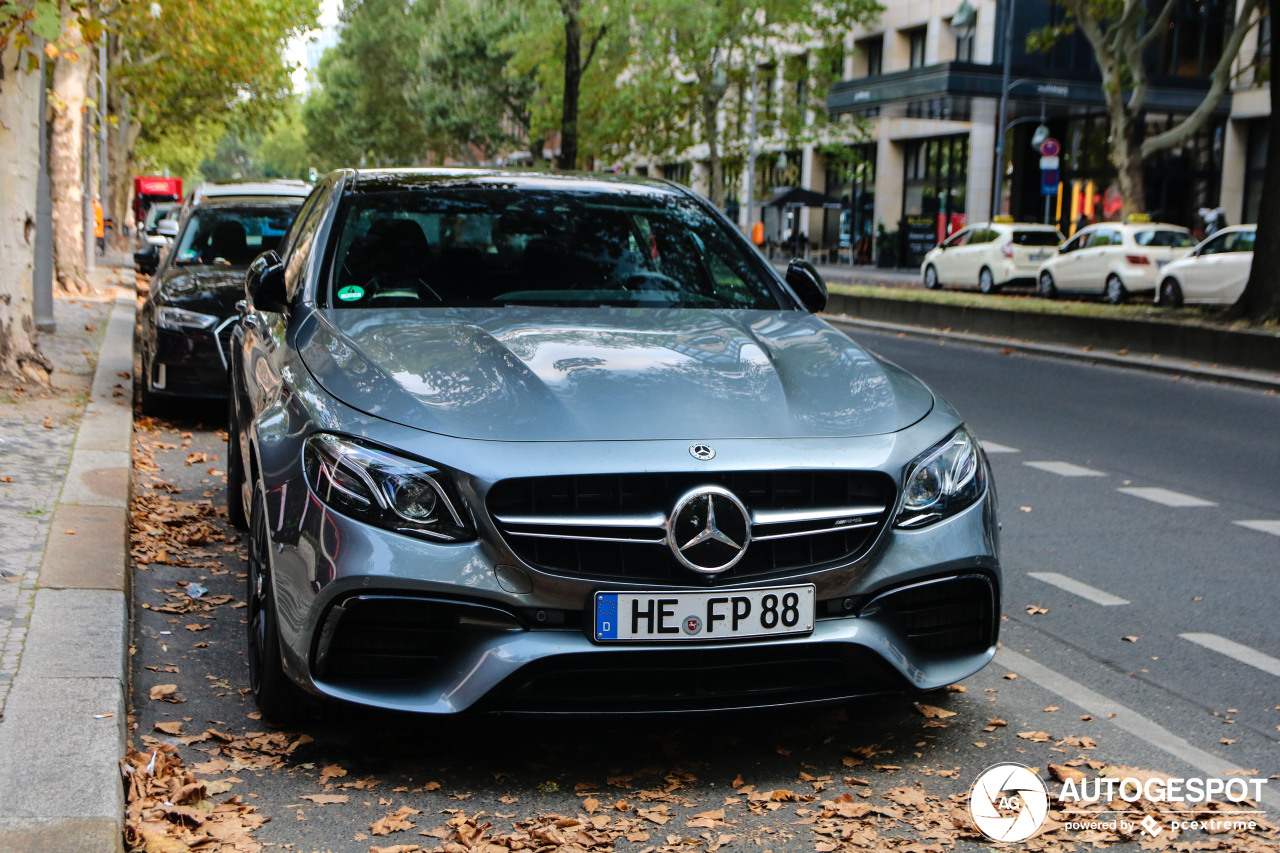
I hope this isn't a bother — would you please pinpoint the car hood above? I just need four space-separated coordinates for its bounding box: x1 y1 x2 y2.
154 265 247 316
299 308 935 441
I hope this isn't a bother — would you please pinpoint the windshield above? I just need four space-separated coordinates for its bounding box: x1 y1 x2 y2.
174 204 302 267
322 187 787 310
1135 229 1194 248
144 204 175 231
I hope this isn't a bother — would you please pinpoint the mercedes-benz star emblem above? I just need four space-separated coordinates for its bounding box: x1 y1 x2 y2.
667 486 751 574
688 443 716 461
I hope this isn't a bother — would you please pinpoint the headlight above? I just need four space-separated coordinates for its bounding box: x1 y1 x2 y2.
895 427 986 529
157 307 219 330
303 434 474 542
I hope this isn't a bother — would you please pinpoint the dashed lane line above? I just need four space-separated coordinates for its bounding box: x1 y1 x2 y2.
980 441 1020 454
1023 461 1106 477
1233 520 1280 537
1179 633 1280 678
1116 487 1217 508
1028 572 1130 606
996 649 1280 812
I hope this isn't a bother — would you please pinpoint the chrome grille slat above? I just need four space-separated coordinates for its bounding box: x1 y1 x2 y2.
487 471 895 584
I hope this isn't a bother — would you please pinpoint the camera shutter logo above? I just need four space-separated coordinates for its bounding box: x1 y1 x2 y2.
969 763 1050 842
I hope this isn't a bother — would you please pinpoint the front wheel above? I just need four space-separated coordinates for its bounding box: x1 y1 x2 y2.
1037 271 1057 299
978 267 999 295
1159 278 1183 308
1105 274 1126 305
247 486 309 725
923 265 941 290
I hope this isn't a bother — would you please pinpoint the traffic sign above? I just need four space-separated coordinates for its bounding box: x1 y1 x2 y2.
1040 138 1060 157
1039 156 1060 170
1041 168 1059 196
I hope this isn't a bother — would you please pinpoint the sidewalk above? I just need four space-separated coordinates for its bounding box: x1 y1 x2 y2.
0 252 136 853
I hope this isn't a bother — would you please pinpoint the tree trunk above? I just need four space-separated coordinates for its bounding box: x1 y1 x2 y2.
0 44 55 384
50 3 91 294
558 0 582 170
107 35 137 242
702 91 724 208
1227 74 1280 322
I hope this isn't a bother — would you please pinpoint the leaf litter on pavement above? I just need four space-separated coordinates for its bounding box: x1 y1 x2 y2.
126 416 1280 853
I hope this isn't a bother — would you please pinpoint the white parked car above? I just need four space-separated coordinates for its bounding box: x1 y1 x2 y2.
921 220 1063 293
1155 225 1255 307
1036 219 1195 303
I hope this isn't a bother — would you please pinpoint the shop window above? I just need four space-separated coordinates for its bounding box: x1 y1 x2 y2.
902 135 968 265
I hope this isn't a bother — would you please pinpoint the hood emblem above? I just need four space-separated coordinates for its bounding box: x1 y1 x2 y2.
689 443 716 461
668 486 751 574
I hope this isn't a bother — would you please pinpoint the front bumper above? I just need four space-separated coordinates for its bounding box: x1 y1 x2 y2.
262 452 1001 714
148 320 235 399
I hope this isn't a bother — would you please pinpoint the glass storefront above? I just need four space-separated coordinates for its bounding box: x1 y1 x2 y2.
901 135 968 266
823 144 876 261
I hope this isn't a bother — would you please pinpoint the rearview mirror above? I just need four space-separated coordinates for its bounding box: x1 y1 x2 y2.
133 245 160 275
157 219 179 238
245 251 288 313
785 258 827 314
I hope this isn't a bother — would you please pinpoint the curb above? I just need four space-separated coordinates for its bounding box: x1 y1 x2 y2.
0 287 134 853
825 315 1280 392
821 291 1280 388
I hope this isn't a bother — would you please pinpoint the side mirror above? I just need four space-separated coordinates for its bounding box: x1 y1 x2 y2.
157 219 179 238
786 258 827 314
133 245 160 275
245 251 288 313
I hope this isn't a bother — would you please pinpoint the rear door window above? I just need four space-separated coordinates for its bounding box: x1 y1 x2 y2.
1012 230 1062 246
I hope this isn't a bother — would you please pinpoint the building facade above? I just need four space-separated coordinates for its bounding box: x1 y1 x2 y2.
637 0 1269 269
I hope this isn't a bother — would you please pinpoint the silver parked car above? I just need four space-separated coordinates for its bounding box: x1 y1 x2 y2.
228 169 1001 721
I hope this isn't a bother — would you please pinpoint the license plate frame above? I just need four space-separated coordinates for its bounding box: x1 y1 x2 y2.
593 585 816 643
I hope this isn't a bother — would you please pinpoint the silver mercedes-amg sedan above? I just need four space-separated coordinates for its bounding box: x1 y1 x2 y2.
227 169 1000 722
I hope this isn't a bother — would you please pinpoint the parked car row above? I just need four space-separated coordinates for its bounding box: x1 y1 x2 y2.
921 216 1255 306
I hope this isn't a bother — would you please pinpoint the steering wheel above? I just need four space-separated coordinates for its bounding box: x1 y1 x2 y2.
621 271 681 292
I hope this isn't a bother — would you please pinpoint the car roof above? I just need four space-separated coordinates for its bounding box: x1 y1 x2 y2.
980 221 1059 229
193 180 313 200
343 167 690 200
1082 221 1188 232
189 195 306 209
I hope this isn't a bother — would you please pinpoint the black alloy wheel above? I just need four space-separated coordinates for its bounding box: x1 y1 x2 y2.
978 267 998 295
247 486 308 724
1038 271 1057 298
1159 278 1184 308
225 397 248 530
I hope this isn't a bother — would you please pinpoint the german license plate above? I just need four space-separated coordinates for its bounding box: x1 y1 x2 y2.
593 585 815 642
1029 252 1049 261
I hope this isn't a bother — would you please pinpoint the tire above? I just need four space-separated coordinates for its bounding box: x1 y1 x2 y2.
133 336 160 416
225 396 248 530
247 486 310 725
978 267 999 295
1037 271 1057 299
1159 278 1183 308
1105 274 1126 305
923 265 941 290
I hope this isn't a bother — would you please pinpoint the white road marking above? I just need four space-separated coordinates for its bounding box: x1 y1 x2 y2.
995 649 1280 812
1028 572 1130 606
1179 633 1280 678
980 441 1020 454
1024 461 1106 477
1117 487 1216 507
1233 520 1280 537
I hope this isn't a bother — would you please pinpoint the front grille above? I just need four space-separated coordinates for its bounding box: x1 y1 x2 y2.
487 644 904 712
868 574 997 656
487 471 895 584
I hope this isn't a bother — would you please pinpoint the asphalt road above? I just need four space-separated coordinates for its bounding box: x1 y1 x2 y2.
126 332 1280 853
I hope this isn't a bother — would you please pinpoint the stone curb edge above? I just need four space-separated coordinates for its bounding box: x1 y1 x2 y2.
0 287 135 853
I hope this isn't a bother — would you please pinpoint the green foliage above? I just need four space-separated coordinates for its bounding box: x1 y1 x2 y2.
416 0 540 164
301 0 431 167
113 0 319 172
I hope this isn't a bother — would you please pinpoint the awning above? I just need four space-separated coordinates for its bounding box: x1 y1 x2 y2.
765 187 846 210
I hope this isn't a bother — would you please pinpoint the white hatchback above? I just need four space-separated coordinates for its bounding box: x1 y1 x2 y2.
1036 220 1195 303
1154 225 1255 307
921 221 1063 294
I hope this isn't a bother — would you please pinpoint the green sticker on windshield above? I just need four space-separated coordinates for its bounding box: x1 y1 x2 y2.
337 285 365 302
